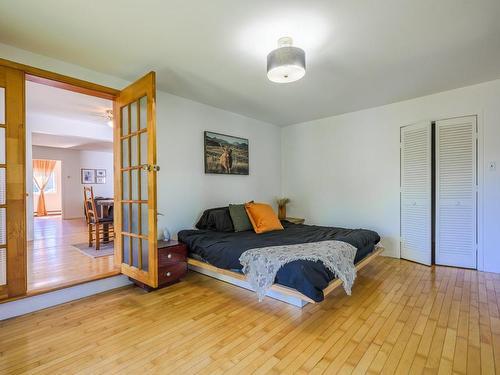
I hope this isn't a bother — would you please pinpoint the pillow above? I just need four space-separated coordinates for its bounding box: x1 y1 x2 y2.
244 202 284 234
195 207 234 232
195 207 224 229
228 204 253 232
207 209 234 232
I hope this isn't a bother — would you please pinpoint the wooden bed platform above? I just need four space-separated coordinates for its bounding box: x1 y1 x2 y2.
187 244 384 307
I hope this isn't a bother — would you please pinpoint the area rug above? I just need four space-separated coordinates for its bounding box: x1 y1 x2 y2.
71 242 114 258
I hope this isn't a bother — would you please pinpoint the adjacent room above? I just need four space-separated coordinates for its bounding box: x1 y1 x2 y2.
26 80 117 291
1 1 500 374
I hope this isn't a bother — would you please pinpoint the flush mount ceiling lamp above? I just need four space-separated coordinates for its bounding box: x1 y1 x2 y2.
267 37 306 83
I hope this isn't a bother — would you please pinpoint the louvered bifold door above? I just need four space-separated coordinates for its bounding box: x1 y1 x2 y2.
436 116 477 269
400 122 432 265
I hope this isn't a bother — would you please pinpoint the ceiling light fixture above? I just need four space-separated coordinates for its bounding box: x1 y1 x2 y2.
267 37 306 83
104 109 113 127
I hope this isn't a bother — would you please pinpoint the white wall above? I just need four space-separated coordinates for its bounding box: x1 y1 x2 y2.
282 79 500 273
32 146 114 219
0 43 282 239
156 91 281 236
4 42 499 274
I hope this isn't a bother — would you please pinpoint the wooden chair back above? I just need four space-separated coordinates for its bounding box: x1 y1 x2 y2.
83 186 99 224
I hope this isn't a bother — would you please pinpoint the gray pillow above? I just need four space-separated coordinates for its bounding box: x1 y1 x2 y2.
195 207 234 232
228 204 253 232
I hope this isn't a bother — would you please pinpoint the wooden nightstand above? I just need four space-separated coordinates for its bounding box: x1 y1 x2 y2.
157 240 188 287
132 240 187 291
285 217 305 225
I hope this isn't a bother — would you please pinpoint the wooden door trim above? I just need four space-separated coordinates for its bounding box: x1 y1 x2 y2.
1 66 27 298
0 57 119 100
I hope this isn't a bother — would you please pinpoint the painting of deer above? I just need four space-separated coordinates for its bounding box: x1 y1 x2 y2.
204 131 249 175
219 145 233 173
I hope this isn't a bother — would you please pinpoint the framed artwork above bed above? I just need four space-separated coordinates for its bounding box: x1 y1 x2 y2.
204 131 249 175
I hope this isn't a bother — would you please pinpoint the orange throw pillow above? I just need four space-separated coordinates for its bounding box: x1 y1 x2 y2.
245 202 284 234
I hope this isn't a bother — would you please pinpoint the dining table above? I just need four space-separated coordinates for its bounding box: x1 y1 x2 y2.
95 199 114 219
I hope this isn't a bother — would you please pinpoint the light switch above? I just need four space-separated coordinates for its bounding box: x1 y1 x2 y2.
488 161 496 171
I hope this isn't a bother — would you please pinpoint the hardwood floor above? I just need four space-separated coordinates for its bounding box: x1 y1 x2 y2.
28 216 119 292
3 257 500 374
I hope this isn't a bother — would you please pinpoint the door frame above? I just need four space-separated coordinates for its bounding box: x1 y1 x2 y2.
0 58 118 99
0 57 122 302
399 113 484 272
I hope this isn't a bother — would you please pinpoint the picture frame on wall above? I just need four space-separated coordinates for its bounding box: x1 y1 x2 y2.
204 131 249 175
96 177 106 184
81 169 95 184
96 169 106 177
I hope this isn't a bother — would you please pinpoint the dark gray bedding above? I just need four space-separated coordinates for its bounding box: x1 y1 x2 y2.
178 221 380 302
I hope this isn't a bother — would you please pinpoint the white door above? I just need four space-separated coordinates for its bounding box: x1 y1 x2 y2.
436 116 477 269
400 122 432 265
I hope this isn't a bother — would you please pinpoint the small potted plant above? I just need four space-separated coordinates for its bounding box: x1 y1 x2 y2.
276 197 290 220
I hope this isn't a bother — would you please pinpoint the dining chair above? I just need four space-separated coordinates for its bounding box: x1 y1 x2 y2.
83 186 114 250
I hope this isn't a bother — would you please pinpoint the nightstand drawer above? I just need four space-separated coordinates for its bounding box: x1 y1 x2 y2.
158 263 187 285
158 245 187 266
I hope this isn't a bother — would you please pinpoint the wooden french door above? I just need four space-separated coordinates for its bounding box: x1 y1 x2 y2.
114 72 159 287
0 66 26 299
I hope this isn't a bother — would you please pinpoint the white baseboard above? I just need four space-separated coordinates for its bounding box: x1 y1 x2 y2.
0 275 133 321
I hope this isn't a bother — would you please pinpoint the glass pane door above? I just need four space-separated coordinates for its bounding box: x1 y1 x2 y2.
0 87 5 290
114 72 158 287
0 66 26 300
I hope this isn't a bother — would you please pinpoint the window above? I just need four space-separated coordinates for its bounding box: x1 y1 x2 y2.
33 168 57 193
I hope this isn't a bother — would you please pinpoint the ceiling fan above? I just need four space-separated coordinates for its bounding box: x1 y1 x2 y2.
103 109 113 128
85 108 114 127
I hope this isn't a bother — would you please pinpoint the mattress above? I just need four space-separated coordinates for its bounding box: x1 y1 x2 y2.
178 221 380 302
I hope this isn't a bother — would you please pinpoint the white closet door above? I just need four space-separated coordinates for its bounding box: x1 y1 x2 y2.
436 116 477 269
400 122 432 265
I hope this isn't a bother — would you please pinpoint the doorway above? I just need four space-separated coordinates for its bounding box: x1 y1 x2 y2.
26 80 118 292
0 59 159 301
400 116 478 269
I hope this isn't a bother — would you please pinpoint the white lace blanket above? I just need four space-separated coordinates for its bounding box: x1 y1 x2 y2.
239 240 357 301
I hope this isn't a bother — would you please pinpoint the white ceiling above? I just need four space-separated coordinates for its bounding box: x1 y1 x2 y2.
32 132 113 152
26 81 112 126
27 81 113 152
2 0 500 126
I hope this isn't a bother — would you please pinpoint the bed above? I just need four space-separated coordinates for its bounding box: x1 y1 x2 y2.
178 220 382 307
